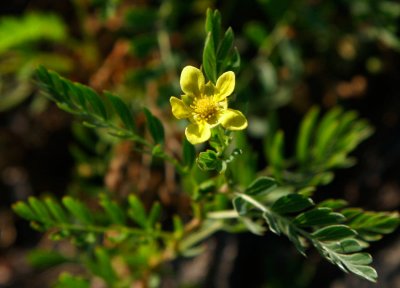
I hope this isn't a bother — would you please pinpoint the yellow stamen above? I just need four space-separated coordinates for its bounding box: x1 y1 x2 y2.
191 97 218 121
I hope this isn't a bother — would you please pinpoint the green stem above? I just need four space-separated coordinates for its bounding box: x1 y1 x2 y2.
235 192 312 240
49 222 171 239
179 220 224 252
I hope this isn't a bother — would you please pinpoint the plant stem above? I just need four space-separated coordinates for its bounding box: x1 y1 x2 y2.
179 220 225 252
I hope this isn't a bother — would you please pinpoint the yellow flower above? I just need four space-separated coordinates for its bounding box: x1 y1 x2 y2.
170 66 247 144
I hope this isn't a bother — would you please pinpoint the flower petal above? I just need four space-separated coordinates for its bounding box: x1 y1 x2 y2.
180 66 205 96
185 122 211 144
219 109 248 130
181 94 194 106
170 96 191 119
215 71 235 101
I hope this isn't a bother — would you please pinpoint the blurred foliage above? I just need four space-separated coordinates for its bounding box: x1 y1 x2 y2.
2 0 400 287
0 12 72 112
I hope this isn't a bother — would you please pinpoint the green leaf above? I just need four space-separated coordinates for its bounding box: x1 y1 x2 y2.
245 176 277 196
296 106 319 164
106 92 136 132
128 195 147 228
147 202 161 229
314 108 341 153
312 225 356 241
124 7 158 32
79 85 107 120
143 108 165 144
232 197 248 216
269 130 284 179
173 215 184 238
325 239 364 253
348 265 377 282
203 32 217 83
343 209 400 241
28 197 52 221
91 248 117 284
287 225 307 256
44 198 69 223
341 252 373 265
315 120 339 160
55 272 89 288
182 138 196 168
99 194 126 225
228 47 241 70
293 208 345 227
271 194 314 214
0 13 66 54
12 201 39 221
62 196 93 225
217 27 234 60
205 9 221 52
240 217 266 235
318 199 348 210
36 67 146 144
28 249 69 269
263 211 281 235
197 150 226 173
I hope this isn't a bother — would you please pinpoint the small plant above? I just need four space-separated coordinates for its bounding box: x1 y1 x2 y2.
12 8 399 287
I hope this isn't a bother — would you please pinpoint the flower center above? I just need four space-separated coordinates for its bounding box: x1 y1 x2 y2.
191 97 218 121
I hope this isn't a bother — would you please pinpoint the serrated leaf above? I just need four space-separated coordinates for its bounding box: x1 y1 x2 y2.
312 225 356 241
106 92 136 132
271 194 314 214
62 196 93 225
143 108 164 144
245 176 277 196
128 194 147 228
